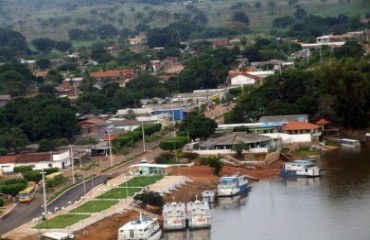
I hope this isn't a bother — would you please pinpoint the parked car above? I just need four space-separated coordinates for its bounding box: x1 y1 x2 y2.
141 158 148 163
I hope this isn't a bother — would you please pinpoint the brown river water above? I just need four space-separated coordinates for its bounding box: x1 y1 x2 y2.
163 144 370 240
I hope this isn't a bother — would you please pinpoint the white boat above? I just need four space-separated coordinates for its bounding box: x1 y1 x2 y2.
281 160 320 177
187 200 211 229
340 138 360 148
117 214 161 240
217 174 249 197
162 202 187 231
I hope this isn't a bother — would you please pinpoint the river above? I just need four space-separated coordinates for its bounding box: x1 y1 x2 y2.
163 144 370 240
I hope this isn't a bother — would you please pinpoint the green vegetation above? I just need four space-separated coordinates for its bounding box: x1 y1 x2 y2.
200 155 223 175
13 165 34 174
72 200 118 213
120 176 163 188
96 187 142 199
35 214 90 229
178 110 217 141
294 148 321 158
0 179 27 197
0 197 4 207
159 136 188 152
133 191 164 207
155 152 175 164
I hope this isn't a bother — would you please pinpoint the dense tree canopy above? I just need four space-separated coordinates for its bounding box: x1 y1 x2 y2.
178 110 217 140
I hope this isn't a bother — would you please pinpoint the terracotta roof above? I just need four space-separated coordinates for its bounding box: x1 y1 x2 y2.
282 122 319 131
90 69 135 79
316 118 330 125
0 153 52 164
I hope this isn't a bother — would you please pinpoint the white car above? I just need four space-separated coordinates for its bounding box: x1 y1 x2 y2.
140 158 148 163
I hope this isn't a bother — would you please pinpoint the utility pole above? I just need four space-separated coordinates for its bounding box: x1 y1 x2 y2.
141 121 146 152
70 145 75 184
41 169 47 219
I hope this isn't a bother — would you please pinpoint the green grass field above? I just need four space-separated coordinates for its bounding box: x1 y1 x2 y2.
96 187 142 199
72 200 118 213
35 214 90 229
120 176 163 188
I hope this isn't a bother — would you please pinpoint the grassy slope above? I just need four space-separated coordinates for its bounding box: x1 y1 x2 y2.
0 0 367 43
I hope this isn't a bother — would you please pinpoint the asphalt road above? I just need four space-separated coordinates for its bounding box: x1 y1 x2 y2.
0 176 107 235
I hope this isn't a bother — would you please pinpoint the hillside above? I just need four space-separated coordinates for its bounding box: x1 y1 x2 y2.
0 0 369 43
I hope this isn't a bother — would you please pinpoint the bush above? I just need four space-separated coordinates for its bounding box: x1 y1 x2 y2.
0 183 27 196
44 167 59 175
75 137 99 145
46 175 67 188
155 152 174 164
159 136 188 151
133 191 164 207
180 152 199 160
13 165 34 174
200 155 223 175
23 170 42 182
0 198 3 207
4 178 27 185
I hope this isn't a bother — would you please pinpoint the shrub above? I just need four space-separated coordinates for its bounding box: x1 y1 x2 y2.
155 152 174 164
13 165 34 174
46 175 67 188
4 178 27 185
0 183 27 196
200 155 223 175
133 191 164 207
23 170 42 182
0 198 3 207
159 136 188 151
44 167 59 175
180 152 199 160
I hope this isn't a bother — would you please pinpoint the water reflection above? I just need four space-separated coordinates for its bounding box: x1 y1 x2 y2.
216 192 248 210
162 229 211 240
202 145 370 239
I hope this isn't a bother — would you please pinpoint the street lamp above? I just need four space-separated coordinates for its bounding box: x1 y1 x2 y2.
106 130 113 167
69 145 75 185
41 169 47 219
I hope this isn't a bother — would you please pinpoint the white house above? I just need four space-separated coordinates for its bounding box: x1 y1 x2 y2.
230 73 262 86
0 151 71 174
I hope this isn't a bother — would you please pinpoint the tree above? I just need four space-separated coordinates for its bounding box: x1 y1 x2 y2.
35 58 51 70
31 38 56 53
231 12 250 25
0 198 3 207
55 41 72 52
333 41 365 58
232 141 248 157
159 136 188 152
0 183 26 197
133 191 164 207
178 110 217 141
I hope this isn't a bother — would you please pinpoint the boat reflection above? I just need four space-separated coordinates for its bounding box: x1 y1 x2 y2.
162 229 211 240
282 177 321 188
216 192 248 210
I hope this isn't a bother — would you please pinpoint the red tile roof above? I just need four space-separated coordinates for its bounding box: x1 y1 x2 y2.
0 153 52 164
316 118 330 125
90 69 135 79
282 121 319 131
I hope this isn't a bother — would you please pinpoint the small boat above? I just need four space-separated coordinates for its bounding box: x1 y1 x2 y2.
117 213 161 240
217 174 249 197
187 200 211 229
281 160 320 177
162 202 187 231
340 138 360 148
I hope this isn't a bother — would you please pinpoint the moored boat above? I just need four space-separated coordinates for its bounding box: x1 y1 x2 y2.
217 174 249 197
162 202 187 231
187 200 211 229
117 213 161 240
281 159 320 177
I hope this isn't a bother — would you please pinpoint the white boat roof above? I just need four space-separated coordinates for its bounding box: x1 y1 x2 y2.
119 216 157 231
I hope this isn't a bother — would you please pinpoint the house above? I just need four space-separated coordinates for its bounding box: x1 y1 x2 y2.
0 95 11 108
147 103 189 122
230 72 262 86
281 121 319 135
116 108 153 117
128 35 146 45
209 38 229 49
186 132 273 155
79 118 110 136
108 118 141 131
0 151 71 174
90 69 135 87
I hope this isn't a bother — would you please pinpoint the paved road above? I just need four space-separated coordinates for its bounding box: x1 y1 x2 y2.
0 176 107 235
